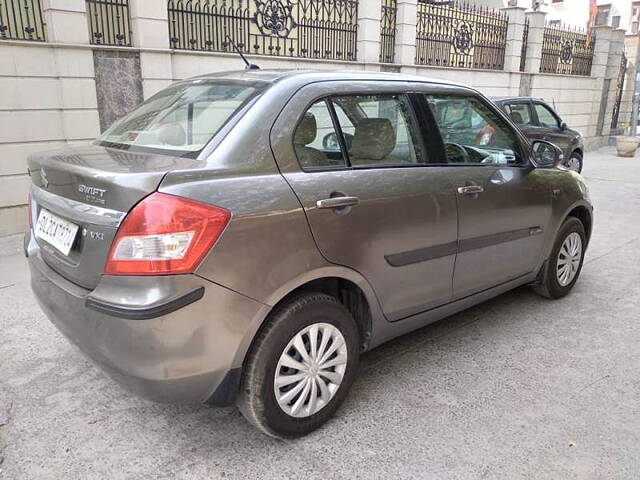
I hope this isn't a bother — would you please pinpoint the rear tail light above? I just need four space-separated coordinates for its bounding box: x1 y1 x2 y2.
104 192 230 275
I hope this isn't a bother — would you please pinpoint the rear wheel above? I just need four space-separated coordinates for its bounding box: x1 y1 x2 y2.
238 292 359 438
533 217 586 299
564 151 583 173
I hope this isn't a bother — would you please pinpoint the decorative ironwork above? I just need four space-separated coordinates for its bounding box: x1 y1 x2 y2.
379 0 397 63
0 0 45 41
611 52 627 131
167 0 359 61
86 0 132 46
540 23 595 76
519 18 528 72
415 0 508 70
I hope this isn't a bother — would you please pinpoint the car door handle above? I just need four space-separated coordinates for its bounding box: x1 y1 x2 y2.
316 196 360 209
457 185 484 195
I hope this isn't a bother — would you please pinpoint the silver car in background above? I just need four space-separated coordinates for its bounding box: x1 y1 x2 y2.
25 70 592 438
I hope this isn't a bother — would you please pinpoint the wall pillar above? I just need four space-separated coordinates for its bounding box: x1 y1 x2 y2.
523 10 545 74
395 0 417 74
590 25 614 137
42 0 90 44
357 0 382 67
129 0 170 49
501 6 526 73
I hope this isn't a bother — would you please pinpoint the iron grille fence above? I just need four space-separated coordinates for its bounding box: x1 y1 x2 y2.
611 52 627 131
379 0 396 63
415 0 507 70
167 0 359 61
86 0 132 46
519 18 528 72
540 23 595 76
0 0 45 41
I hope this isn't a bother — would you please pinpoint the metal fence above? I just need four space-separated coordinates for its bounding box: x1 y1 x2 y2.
0 0 45 41
415 0 507 70
379 0 396 63
167 0 359 61
611 52 627 131
86 0 132 46
519 18 528 72
540 23 595 76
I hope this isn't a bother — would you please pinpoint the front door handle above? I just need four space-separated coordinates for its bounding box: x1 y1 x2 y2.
316 196 360 209
457 185 484 195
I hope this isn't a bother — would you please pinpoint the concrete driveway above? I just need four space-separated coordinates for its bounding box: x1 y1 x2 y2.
1 146 639 479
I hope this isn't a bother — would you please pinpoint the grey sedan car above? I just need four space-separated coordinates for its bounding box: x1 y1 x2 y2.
25 70 592 438
492 96 585 173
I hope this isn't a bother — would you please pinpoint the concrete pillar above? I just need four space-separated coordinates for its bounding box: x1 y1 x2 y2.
357 0 382 65
395 0 417 73
501 6 527 73
523 10 545 74
590 25 614 137
624 34 640 133
42 0 90 44
129 0 170 49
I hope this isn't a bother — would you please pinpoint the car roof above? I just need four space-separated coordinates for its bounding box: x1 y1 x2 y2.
189 68 472 90
491 96 545 103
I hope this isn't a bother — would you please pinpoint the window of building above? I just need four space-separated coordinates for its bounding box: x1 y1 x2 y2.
612 15 620 28
595 5 610 26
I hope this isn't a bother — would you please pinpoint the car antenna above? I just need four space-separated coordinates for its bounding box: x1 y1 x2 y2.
225 35 260 71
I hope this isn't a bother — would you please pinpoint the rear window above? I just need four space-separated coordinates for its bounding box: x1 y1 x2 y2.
97 80 264 157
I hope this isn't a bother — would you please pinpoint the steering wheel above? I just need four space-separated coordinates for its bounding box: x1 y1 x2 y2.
444 142 470 163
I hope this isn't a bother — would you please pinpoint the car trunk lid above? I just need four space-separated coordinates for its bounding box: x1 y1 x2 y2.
28 145 203 289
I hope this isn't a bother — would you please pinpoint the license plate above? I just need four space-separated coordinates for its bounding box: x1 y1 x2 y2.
35 208 79 256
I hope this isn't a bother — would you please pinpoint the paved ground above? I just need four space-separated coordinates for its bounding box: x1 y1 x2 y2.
2 146 640 479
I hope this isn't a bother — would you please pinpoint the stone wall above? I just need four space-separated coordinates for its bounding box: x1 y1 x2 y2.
0 0 630 236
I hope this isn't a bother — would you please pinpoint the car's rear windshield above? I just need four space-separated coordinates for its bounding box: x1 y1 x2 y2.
96 80 265 157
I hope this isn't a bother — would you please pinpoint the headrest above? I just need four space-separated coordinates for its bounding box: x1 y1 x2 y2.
510 111 524 124
294 113 317 146
350 118 396 161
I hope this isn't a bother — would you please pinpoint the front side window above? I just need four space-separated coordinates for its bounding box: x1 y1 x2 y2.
505 103 534 126
97 80 263 156
533 103 560 128
425 94 524 166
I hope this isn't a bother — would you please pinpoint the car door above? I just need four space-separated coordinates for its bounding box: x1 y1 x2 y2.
270 82 459 322
531 101 570 156
420 92 553 299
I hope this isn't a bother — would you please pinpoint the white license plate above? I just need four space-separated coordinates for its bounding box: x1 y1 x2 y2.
35 208 79 256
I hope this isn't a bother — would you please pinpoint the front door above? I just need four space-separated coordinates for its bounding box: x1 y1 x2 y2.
531 101 571 156
270 83 459 321
421 93 553 298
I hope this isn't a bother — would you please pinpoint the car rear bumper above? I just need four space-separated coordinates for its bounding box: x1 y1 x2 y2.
26 231 267 404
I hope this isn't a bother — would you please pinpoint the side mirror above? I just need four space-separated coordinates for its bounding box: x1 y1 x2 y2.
531 140 563 168
560 121 567 131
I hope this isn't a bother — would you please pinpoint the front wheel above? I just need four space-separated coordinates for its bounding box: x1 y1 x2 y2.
564 151 583 173
238 293 360 438
533 217 586 299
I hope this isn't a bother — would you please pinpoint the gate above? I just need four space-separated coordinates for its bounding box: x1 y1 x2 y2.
611 52 628 131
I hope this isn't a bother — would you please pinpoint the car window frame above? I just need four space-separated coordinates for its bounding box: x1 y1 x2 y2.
415 92 530 168
291 92 431 172
531 101 562 129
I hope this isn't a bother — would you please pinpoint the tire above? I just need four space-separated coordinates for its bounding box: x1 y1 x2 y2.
533 217 586 299
564 151 583 173
237 292 360 438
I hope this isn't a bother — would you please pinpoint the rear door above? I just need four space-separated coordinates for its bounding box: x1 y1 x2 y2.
270 82 458 321
421 93 552 298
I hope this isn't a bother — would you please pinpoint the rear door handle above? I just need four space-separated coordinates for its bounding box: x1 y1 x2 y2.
457 185 484 195
316 196 360 209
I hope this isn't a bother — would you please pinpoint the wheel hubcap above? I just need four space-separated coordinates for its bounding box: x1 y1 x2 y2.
566 156 581 172
274 322 348 418
557 232 582 286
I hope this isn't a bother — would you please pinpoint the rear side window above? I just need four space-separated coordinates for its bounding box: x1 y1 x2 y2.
424 94 524 166
533 103 560 128
505 103 533 125
292 94 427 170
